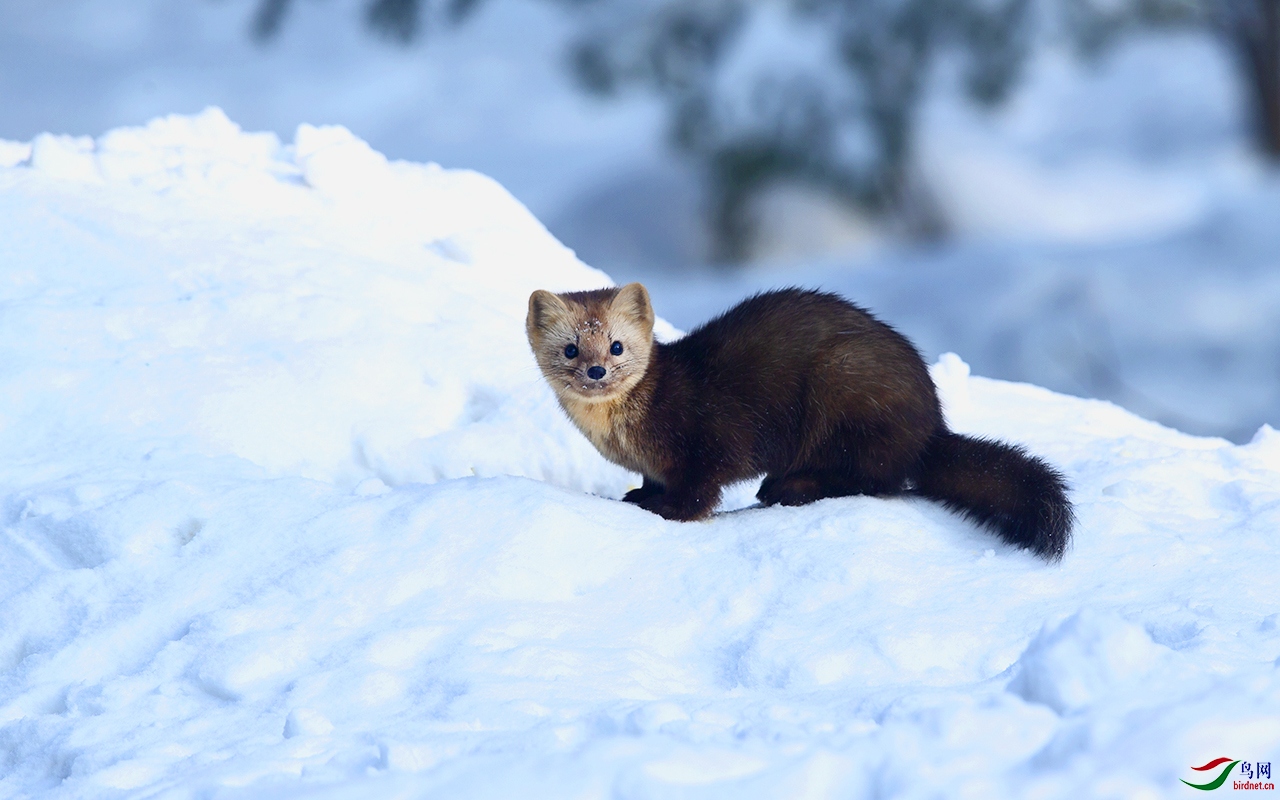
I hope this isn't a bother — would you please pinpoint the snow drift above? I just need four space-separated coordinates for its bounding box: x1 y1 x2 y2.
0 110 1278 798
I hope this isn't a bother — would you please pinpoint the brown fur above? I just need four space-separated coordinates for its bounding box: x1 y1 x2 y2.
527 284 1073 560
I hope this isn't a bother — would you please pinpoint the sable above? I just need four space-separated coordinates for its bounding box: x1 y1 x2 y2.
527 284 1074 560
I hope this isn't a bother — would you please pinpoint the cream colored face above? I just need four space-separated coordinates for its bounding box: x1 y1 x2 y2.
526 283 655 404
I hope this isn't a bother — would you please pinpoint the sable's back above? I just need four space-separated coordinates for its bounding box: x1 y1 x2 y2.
672 290 929 381
648 288 942 478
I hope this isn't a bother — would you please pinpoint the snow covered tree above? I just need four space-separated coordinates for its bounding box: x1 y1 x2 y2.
251 0 1032 261
566 0 1033 261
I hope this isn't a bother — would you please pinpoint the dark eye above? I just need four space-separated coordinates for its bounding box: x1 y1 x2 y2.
564 344 578 359
610 341 623 356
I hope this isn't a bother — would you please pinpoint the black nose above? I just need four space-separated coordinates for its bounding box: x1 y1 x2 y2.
587 366 606 380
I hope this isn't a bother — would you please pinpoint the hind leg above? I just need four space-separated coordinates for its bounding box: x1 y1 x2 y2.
758 423 920 507
757 473 825 506
622 476 664 504
756 471 894 506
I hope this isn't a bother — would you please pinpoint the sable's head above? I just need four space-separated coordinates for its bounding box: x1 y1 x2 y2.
526 283 655 403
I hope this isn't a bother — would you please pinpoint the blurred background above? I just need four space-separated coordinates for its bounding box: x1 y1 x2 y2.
2 0 1278 441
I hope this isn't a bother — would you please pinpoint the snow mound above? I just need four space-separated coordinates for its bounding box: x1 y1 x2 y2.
0 106 676 493
1 111 1279 799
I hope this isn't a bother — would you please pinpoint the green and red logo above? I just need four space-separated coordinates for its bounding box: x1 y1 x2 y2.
1182 758 1274 791
1183 758 1241 791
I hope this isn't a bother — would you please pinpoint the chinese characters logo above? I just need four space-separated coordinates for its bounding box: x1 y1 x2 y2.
1182 758 1273 791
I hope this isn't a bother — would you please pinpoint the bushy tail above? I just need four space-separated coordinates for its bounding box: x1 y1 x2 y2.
915 431 1074 561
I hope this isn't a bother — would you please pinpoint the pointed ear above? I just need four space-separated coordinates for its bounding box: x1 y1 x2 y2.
612 283 654 334
527 290 570 341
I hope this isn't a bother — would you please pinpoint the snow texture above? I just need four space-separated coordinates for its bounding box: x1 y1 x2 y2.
1 111 1278 798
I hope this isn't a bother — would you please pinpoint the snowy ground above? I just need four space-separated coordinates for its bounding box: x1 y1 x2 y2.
2 113 1280 798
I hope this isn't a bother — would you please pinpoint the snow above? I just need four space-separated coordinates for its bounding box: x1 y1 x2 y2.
2 111 1279 798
